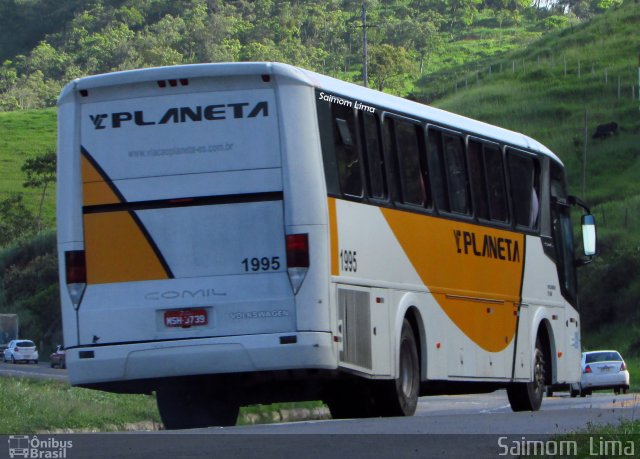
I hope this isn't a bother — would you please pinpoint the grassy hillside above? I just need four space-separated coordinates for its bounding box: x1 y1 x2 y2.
430 3 640 202
0 108 57 223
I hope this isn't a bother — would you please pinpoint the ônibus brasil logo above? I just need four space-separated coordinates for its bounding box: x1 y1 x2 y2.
90 101 269 130
8 435 73 458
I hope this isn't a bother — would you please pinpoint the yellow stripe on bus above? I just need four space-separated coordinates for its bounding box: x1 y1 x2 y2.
84 211 169 284
81 154 121 206
328 197 340 276
380 207 523 352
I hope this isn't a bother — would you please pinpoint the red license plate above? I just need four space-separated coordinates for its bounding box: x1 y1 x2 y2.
164 309 208 328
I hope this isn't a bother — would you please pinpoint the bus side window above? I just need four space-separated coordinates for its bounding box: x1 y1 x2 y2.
361 112 387 199
332 104 363 197
315 94 340 195
467 139 489 220
426 128 449 212
395 120 429 207
507 150 539 229
484 145 508 222
443 134 471 215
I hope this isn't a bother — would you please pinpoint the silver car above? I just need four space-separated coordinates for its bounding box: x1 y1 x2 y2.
3 340 39 364
571 350 630 397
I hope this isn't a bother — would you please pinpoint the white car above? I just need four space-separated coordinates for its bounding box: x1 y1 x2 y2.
571 350 630 397
3 340 39 364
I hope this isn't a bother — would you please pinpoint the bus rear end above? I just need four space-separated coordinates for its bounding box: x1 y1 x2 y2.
56 64 335 427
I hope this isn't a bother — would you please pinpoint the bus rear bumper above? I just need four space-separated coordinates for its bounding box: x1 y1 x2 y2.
65 332 336 386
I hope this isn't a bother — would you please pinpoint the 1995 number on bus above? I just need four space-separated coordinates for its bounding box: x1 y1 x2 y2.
339 250 357 272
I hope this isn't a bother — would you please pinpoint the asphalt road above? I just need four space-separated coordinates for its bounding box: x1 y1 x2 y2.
2 365 638 458
0 360 67 381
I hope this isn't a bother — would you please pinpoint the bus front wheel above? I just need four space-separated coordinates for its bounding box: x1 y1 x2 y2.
507 338 545 412
156 381 239 429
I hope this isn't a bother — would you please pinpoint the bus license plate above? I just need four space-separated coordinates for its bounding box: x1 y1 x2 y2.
164 309 208 328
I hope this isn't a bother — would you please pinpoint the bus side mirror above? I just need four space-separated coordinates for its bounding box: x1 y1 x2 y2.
581 214 596 257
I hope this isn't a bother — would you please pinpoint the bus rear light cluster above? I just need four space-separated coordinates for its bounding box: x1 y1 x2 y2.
65 250 87 309
286 234 309 295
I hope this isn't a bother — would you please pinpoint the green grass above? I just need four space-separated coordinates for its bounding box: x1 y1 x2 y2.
547 421 640 458
0 108 57 225
0 378 160 433
0 376 327 433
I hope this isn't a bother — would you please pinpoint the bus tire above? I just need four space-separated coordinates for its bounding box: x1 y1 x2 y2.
377 319 420 417
507 338 545 412
156 383 239 429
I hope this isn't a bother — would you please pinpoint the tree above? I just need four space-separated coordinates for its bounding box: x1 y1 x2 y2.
0 194 36 247
369 44 412 92
22 149 56 231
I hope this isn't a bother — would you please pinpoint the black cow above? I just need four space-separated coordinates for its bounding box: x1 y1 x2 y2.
593 122 618 139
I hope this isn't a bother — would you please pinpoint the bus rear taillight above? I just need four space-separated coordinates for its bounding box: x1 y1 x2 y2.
65 250 87 309
286 234 309 294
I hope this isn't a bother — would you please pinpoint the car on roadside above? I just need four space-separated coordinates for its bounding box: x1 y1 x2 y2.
570 350 630 397
2 339 39 364
49 344 66 369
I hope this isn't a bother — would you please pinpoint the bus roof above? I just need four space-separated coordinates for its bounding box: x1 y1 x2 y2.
59 61 561 165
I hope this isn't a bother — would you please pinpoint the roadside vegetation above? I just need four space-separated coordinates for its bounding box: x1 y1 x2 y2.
0 377 329 433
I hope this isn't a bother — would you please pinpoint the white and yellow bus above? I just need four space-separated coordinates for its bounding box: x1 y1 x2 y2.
57 62 596 428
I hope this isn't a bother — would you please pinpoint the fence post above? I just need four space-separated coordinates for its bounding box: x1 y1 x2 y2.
618 76 621 99
605 68 608 84
512 60 515 74
578 60 581 78
563 55 567 76
624 208 628 228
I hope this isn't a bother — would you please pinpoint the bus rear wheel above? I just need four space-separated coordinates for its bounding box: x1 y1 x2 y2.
156 381 239 429
507 338 545 412
376 319 420 417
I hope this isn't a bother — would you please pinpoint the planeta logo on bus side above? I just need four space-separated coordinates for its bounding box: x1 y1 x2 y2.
89 101 269 129
453 229 521 262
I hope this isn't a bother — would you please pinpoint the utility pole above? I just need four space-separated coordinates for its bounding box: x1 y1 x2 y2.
582 109 588 200
361 3 368 87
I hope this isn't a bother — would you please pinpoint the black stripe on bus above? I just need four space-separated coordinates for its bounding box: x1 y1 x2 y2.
128 209 175 279
510 235 527 380
64 332 296 351
81 146 127 203
81 146 174 279
82 191 284 214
